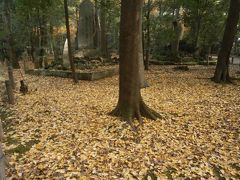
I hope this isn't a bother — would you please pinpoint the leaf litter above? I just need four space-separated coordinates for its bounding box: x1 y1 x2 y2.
1 65 240 179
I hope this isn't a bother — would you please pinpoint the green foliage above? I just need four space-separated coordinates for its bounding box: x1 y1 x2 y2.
144 0 229 59
183 0 228 47
0 0 234 61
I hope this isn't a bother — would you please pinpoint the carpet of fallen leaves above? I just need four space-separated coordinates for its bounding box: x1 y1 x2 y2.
2 65 240 179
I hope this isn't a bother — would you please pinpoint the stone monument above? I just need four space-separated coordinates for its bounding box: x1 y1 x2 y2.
78 0 95 49
62 39 70 68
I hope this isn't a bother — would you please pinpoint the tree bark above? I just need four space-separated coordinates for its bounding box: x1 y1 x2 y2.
100 0 108 58
93 0 100 48
139 7 148 88
5 80 15 105
0 118 6 180
110 0 160 125
39 14 48 68
171 6 184 61
64 0 78 83
144 0 152 70
3 0 16 89
75 7 80 50
3 0 19 69
213 0 240 83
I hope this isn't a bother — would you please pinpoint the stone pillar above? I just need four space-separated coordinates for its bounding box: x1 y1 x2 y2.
78 0 95 49
62 39 70 68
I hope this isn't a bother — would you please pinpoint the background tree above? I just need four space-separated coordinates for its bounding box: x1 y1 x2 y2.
100 0 108 58
3 0 16 89
143 0 154 70
64 0 78 83
213 0 240 83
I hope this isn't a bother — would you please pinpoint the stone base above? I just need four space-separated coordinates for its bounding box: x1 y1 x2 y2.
25 68 118 81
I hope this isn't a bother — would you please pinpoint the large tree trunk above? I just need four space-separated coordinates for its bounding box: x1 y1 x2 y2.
213 0 240 83
110 0 160 125
64 0 78 83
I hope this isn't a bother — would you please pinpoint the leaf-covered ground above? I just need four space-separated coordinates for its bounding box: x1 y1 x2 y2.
2 65 240 179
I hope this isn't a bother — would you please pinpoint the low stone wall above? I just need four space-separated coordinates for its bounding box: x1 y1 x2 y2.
25 68 118 81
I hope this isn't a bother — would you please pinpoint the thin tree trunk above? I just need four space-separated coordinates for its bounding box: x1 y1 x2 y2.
100 0 108 58
36 9 42 69
0 118 6 180
139 6 148 88
194 1 202 57
64 0 78 83
3 0 19 69
94 0 101 49
171 6 184 61
75 7 80 50
5 80 15 104
29 29 36 64
194 17 201 56
3 0 16 89
110 0 160 125
234 35 238 55
145 0 151 70
213 0 240 83
39 14 48 68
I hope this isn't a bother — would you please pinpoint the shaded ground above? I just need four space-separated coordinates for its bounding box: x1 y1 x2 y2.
2 65 240 179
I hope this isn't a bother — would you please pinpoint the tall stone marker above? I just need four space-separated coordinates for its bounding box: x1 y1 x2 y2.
63 39 70 68
78 0 95 49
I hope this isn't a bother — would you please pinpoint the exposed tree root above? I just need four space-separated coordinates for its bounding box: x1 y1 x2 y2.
211 75 233 84
109 98 161 129
212 66 233 84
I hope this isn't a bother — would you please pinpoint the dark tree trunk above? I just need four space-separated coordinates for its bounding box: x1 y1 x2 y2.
213 0 240 83
35 9 42 68
144 0 151 71
171 7 184 61
75 7 79 50
100 0 108 58
234 35 238 55
4 0 16 89
193 0 202 57
29 31 36 64
110 0 160 125
0 118 6 180
93 0 100 49
5 80 15 104
39 14 48 68
194 17 201 56
3 0 19 69
139 6 148 88
64 0 78 83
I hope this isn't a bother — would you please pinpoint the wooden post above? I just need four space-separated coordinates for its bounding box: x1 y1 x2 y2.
64 0 78 83
0 119 6 180
5 80 15 105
